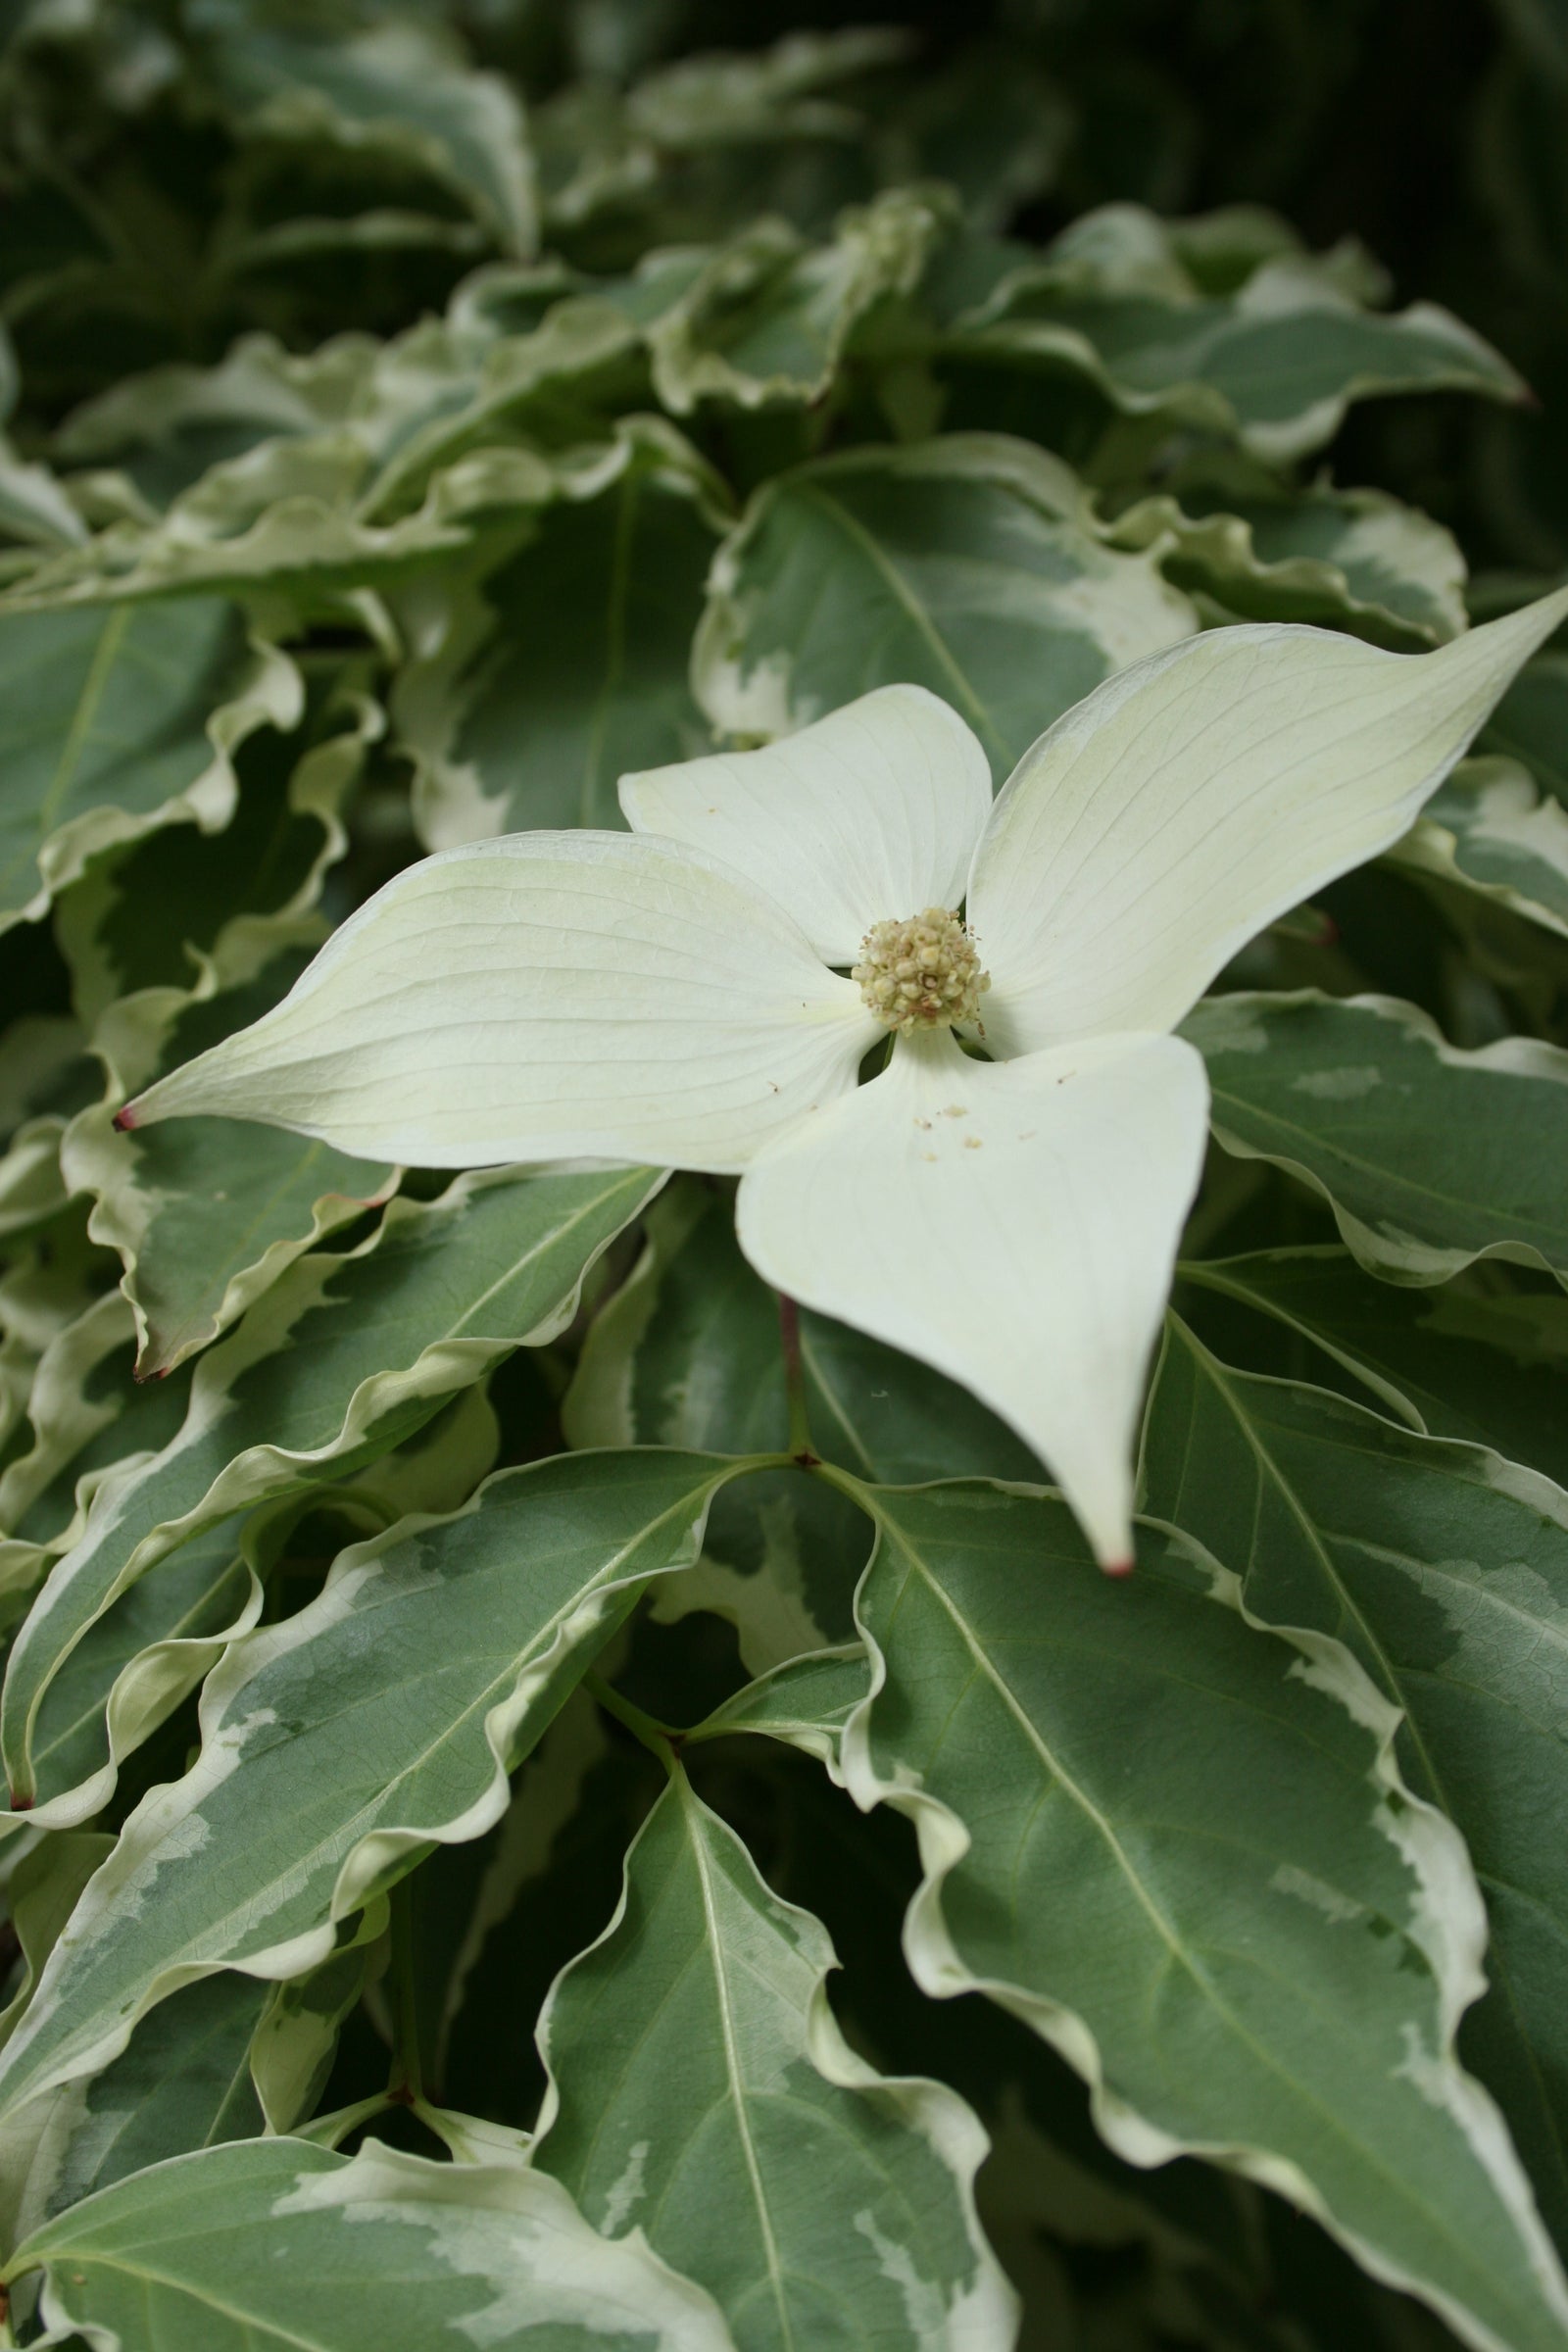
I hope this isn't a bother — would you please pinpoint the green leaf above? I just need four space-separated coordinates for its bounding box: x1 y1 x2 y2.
0 1162 663 1819
1176 1246 1568 1485
354 306 648 530
9 310 648 609
1483 652 1568 806
0 1295 140 1560
44 275 628 529
65 947 398 1378
625 28 909 153
15 1394 503 1853
202 17 538 258
940 203 1525 463
0 436 557 612
691 1644 871 1774
795 1304 1043 1489
645 189 946 416
434 1689 661 2132
533 25 904 238
1141 1320 1568 2261
396 421 725 844
0 596 300 932
567 1180 1079 1489
0 1124 73 1249
1108 464 1468 647
53 332 391 510
55 664 380 1026
565 1184 1034 1670
1395 756 1568 939
0 1113 77 1247
5 2138 734 2349
0 1009 92 1151
693 433 1195 777
22 1516 254 1829
3 1972 266 2248
48 685 395 1379
535 1762 1015 2350
0 1831 114 2055
322 1380 504 1536
11 277 688 612
1186 990 1568 1283
0 1303 193 1619
565 1185 860 1666
0 1448 742 2128
883 48 1068 232
248 1933 382 2139
0 435 88 554
842 1477 1568 2352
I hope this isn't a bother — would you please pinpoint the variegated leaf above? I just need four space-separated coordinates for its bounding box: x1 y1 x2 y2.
843 1477 1568 2352
1 1163 662 1819
535 1763 1016 2350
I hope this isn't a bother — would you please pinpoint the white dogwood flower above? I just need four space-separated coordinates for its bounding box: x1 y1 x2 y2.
122 588 1568 1568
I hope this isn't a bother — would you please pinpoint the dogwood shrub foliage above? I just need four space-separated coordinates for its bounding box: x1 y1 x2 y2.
1 6 1567 2348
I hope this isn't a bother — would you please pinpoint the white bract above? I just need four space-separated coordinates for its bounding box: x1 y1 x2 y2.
124 589 1568 1567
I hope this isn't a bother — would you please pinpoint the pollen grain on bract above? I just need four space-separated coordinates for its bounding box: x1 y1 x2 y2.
853 906 991 1033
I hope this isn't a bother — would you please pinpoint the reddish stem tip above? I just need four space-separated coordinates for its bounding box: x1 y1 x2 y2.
1101 1557 1136 1580
112 1103 137 1132
7 1789 32 1812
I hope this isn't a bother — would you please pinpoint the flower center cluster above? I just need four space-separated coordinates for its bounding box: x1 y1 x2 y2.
853 906 991 1033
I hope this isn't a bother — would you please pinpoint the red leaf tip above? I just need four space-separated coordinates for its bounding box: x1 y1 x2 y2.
113 1103 137 1132
1101 1556 1136 1580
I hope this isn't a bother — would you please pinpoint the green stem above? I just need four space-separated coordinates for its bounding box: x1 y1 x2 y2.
584 1669 681 1763
777 1294 820 1465
386 1874 424 2106
293 2091 397 2151
809 1454 876 1514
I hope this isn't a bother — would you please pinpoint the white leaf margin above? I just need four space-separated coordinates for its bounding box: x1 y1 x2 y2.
837 1491 1568 2352
941 273 1524 466
59 692 399 1376
391 416 732 856
1392 755 1568 941
0 1450 746 2124
15 2139 738 2352
6 617 303 937
2 1164 668 1829
531 1762 1020 2351
1193 988 1568 1284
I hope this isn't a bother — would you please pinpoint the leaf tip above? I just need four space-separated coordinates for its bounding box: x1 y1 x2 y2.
112 1102 138 1133
1101 1555 1136 1579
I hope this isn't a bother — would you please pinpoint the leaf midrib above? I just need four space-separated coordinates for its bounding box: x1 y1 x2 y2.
1204 1073 1566 1255
35 607 131 840
1166 1325 1568 2218
8 1167 654 1786
39 2252 333 2352
682 1776 798 2352
795 482 1009 768
0 1474 723 2108
870 1496 1538 2316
